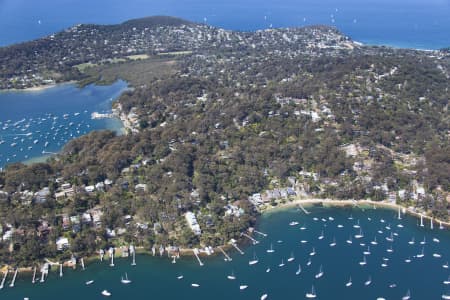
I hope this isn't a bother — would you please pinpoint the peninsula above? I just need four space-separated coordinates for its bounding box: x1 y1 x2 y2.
0 16 448 268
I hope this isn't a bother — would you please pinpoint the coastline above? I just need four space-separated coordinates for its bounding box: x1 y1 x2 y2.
0 81 77 93
260 196 450 227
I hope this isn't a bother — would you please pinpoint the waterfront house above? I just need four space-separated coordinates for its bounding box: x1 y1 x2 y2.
56 237 70 251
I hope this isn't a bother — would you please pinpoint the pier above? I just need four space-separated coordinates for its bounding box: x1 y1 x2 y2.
0 270 7 289
32 266 37 283
297 204 310 214
193 248 204 266
81 258 85 270
218 246 232 261
253 230 268 237
241 232 259 245
230 243 245 255
9 268 18 287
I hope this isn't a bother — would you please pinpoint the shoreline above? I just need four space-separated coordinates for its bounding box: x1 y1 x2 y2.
260 197 450 227
0 81 78 93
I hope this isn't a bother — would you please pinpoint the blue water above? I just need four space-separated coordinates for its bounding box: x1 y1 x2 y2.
0 206 449 299
0 0 449 49
0 80 128 169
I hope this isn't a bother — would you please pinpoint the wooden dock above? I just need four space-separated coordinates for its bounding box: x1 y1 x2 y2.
218 246 232 261
297 204 310 214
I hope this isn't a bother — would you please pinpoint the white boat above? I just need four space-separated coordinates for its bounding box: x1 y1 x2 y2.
433 253 442 258
305 285 317 298
300 240 308 244
295 264 302 275
353 220 360 229
389 283 397 288
442 295 450 299
309 247 316 256
405 257 412 263
386 245 393 253
416 247 425 258
121 272 131 284
363 246 371 255
354 229 364 239
408 237 415 245
289 221 299 226
346 235 353 244
101 290 111 296
337 224 344 228
371 237 378 245
345 276 352 287
402 289 411 300
261 293 268 300
329 237 336 247
306 258 312 266
420 237 426 245
278 259 285 267
364 276 372 286
386 233 394 242
248 253 259 265
266 243 275 253
239 285 248 290
266 267 271 273
359 256 367 266
300 225 307 230
443 276 450 285
318 231 324 240
191 283 200 287
314 265 323 278
177 275 183 280
433 238 440 243
227 271 236 280
85 280 94 285
442 262 449 269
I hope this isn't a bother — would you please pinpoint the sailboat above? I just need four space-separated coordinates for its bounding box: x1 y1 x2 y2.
329 237 336 247
309 247 316 256
318 230 324 240
305 285 317 298
121 272 131 284
295 264 302 275
364 276 372 286
416 247 425 258
239 285 248 290
287 252 295 262
227 271 236 280
345 276 352 287
266 243 275 253
402 289 411 300
249 252 259 265
346 235 353 244
278 259 285 267
363 246 371 255
420 237 426 245
353 220 361 229
359 255 367 266
371 237 378 245
314 265 324 278
260 293 268 300
408 237 415 245
85 280 94 285
354 228 364 239
177 274 184 280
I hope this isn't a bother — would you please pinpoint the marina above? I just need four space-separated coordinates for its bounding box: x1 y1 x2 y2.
0 205 448 300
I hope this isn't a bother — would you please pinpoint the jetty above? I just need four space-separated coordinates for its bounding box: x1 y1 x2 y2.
193 248 204 266
9 268 18 287
241 232 259 245
230 241 245 255
32 266 37 283
59 263 63 277
0 270 7 289
218 246 232 261
81 258 85 270
297 204 310 214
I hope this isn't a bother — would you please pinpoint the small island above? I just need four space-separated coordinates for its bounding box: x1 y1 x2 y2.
0 16 448 271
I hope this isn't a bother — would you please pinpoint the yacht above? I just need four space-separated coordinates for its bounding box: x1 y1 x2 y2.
353 220 361 229
266 243 275 253
345 276 352 287
260 294 268 300
278 259 285 267
371 237 378 245
359 255 367 266
442 262 449 269
85 280 94 285
249 253 259 265
337 224 344 228
309 247 316 256
287 253 295 262
120 273 131 284
227 271 236 280
405 257 412 263
433 237 440 243
177 275 184 280
191 283 200 287
416 247 425 258
408 237 415 245
420 237 426 245
402 289 411 300
305 285 317 298
363 246 371 255
442 295 450 299
306 258 312 266
101 290 111 296
314 265 324 278
266 267 271 273
354 229 364 239
364 276 372 286
443 276 450 285
289 221 299 226
329 237 336 247
346 235 353 244
433 253 442 258
318 231 324 240
239 285 248 290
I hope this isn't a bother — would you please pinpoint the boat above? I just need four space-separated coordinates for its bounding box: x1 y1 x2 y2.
443 262 449 269
266 267 271 273
416 247 425 258
295 264 302 275
239 285 248 290
318 231 324 240
337 224 344 228
359 255 367 266
346 235 353 244
354 228 364 239
85 280 94 285
405 257 412 263
314 265 324 278
191 283 200 287
442 295 450 299
121 272 131 284
248 252 259 265
353 220 360 229
287 253 295 262
261 293 268 300
363 246 371 255
443 276 450 285
433 253 442 258
101 290 111 296
177 275 183 280
329 237 336 247
309 247 316 256
305 285 317 298
266 243 275 253
300 225 307 230
289 221 299 226
386 245 393 253
227 271 236 280
371 237 378 245
389 283 397 288
364 276 372 286
278 259 285 267
408 237 415 245
402 289 411 300
386 233 394 242
433 237 440 243
420 237 426 245
345 276 352 287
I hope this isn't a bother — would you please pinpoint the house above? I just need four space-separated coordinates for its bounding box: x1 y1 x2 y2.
91 210 103 228
185 211 201 235
70 215 81 233
56 237 70 251
34 187 50 203
62 215 71 230
95 182 105 191
135 183 148 192
81 212 92 224
85 185 95 193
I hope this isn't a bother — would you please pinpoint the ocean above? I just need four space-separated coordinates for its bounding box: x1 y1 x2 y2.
0 0 449 49
0 80 128 169
0 206 449 299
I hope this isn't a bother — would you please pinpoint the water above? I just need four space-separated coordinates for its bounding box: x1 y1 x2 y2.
0 0 449 49
1 206 449 299
0 80 128 169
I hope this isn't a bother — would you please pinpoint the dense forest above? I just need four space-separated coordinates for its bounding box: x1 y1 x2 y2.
0 16 449 267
